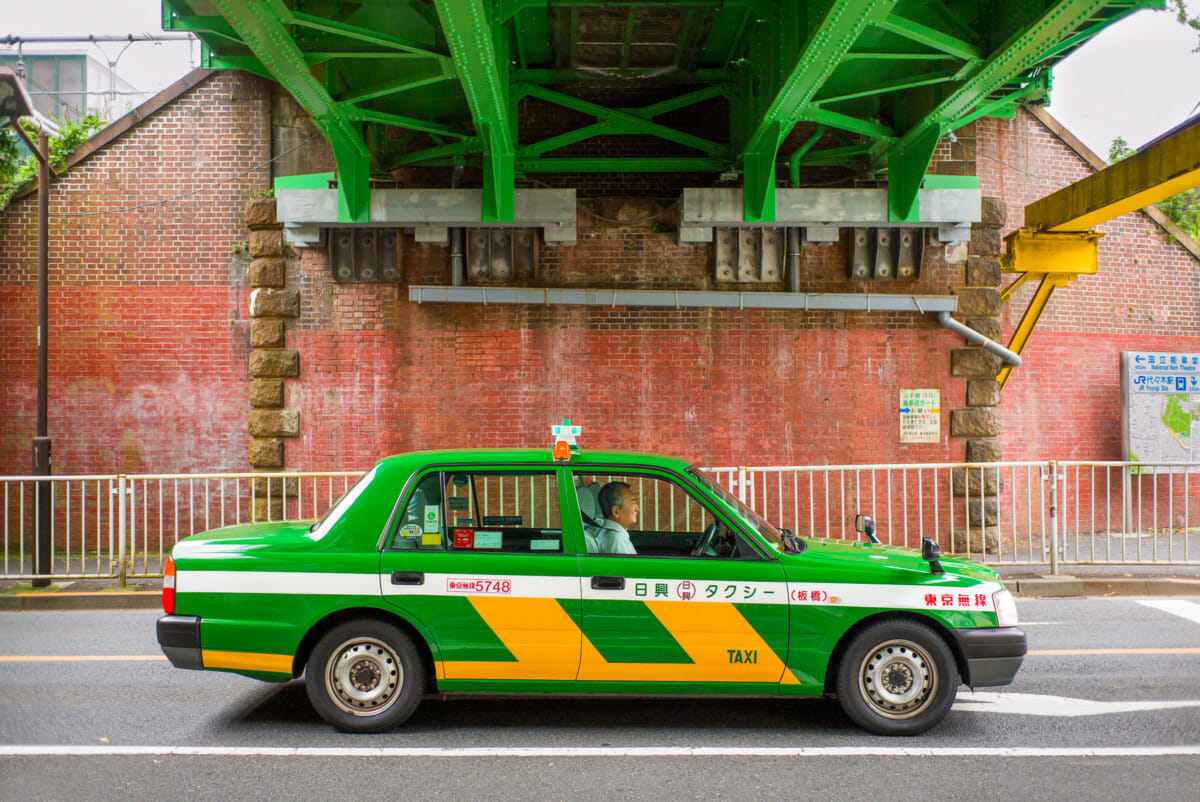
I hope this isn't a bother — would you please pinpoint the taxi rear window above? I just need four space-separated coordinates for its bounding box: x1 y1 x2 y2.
390 470 563 553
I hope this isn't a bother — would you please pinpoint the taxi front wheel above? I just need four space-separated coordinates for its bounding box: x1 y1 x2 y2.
305 619 425 733
835 619 958 735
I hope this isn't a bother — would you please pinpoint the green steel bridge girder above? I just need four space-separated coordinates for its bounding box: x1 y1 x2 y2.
433 0 515 222
211 0 372 223
175 0 1166 228
739 0 900 223
884 0 1126 223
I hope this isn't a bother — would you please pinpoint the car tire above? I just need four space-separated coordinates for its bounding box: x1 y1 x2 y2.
305 619 424 733
835 619 958 735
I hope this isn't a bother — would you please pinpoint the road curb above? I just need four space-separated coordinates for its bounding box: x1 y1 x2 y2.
1011 576 1200 598
0 591 160 612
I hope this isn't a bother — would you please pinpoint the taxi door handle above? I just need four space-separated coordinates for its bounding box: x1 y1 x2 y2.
591 575 624 590
391 571 425 586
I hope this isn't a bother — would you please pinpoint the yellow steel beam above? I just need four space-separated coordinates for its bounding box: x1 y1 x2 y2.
1025 117 1200 232
997 272 1076 389
1001 228 1102 273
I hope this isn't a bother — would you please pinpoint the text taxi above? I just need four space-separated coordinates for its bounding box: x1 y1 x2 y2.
158 429 1025 735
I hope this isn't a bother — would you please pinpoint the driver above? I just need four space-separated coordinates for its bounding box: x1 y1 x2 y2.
595 481 638 554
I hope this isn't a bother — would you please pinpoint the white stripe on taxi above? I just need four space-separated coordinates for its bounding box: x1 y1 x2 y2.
177 569 1002 614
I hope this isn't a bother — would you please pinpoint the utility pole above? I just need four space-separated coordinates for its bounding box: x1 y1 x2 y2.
32 131 51 587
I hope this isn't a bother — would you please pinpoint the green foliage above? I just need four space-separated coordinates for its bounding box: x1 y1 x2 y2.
1109 136 1200 241
1108 137 1134 163
0 112 107 210
1169 0 1200 52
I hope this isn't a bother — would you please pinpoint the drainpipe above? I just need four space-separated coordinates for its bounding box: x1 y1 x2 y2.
786 228 801 293
936 311 1022 367
450 164 465 286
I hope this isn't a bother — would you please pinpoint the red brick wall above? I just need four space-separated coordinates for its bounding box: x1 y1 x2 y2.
976 111 1200 461
2 79 1198 477
0 72 271 474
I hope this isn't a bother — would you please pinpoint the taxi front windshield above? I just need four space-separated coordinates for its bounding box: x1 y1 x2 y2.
688 467 798 553
308 467 377 540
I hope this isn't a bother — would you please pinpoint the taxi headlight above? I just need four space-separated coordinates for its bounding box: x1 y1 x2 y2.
992 588 1019 627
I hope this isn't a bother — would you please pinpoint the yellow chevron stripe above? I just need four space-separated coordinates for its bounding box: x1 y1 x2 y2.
577 601 794 684
440 596 581 680
202 650 292 674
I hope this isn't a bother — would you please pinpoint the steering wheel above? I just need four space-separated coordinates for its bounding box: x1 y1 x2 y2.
691 522 718 557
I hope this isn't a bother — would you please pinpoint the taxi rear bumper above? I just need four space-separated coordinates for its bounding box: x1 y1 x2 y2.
157 615 203 670
949 626 1027 687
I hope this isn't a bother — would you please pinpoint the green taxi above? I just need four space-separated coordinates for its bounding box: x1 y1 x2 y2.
157 436 1025 736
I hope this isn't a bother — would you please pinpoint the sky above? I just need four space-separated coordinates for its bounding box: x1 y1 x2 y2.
3 0 1199 159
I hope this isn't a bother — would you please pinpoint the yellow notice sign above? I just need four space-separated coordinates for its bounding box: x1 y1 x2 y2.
900 389 940 443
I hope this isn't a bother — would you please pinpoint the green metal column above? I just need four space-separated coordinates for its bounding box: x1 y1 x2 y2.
434 0 515 222
213 0 372 223
738 0 898 223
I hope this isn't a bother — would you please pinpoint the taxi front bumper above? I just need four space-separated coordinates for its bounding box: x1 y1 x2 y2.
157 615 203 670
949 626 1027 687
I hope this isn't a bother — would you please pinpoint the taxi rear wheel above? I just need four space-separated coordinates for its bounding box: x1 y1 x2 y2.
305 620 424 733
835 619 957 736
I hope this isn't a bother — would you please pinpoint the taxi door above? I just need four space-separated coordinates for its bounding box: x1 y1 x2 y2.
569 471 792 692
380 467 581 686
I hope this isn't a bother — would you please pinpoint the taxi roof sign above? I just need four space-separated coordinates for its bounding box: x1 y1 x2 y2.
552 418 580 460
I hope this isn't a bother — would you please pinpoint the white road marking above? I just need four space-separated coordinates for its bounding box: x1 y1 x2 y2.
1 745 1199 758
954 691 1200 717
1137 599 1200 626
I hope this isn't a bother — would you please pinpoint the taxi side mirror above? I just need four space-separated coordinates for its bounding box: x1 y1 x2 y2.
855 514 880 544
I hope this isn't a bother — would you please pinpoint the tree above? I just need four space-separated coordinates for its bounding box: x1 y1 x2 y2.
0 112 107 211
1109 137 1200 241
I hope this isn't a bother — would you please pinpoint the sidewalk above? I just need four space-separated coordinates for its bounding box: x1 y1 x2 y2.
2 570 1199 611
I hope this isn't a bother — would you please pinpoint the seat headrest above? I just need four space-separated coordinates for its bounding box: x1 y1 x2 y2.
577 482 603 523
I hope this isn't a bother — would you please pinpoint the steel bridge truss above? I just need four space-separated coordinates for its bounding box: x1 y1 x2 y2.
165 0 1159 225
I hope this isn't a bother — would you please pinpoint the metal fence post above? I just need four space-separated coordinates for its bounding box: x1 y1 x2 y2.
1047 461 1060 576
117 474 127 588
737 468 747 504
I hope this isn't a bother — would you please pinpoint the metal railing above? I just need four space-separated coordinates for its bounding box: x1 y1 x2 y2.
1 471 359 583
3 461 1198 582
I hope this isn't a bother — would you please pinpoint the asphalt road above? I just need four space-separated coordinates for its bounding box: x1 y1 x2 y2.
2 598 1199 800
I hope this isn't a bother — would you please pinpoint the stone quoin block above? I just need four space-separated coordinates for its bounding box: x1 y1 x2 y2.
966 378 1001 407
248 408 300 438
250 288 300 318
969 226 1002 257
250 319 286 349
248 229 283 258
965 256 1003 288
248 258 286 288
952 526 999 554
950 407 1001 438
249 378 285 408
243 197 279 230
249 349 300 378
952 465 1004 496
964 317 1003 343
951 347 1003 378
955 287 1001 317
247 438 284 468
965 438 1003 464
979 196 1007 229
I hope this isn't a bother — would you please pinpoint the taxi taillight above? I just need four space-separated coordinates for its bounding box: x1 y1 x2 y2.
162 555 176 614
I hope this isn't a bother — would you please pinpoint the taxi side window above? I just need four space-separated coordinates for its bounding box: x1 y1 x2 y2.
445 471 563 554
389 473 446 550
574 472 742 559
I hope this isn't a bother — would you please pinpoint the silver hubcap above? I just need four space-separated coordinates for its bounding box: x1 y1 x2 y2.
858 638 937 719
325 636 402 717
